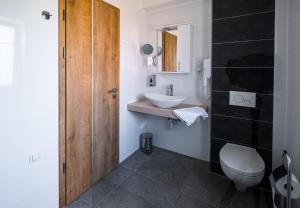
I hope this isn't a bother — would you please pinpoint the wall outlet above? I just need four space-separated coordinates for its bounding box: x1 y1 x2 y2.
29 152 41 164
229 91 256 108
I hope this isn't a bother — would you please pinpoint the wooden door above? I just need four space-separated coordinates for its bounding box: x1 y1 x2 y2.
59 0 66 206
93 0 120 183
65 0 92 203
162 31 177 72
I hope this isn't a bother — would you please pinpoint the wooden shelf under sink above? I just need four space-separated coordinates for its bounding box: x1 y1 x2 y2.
127 100 208 120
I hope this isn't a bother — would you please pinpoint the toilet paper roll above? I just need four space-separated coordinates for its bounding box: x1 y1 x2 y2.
275 174 300 199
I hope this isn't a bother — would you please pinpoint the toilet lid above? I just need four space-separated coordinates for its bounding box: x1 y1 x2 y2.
220 143 265 176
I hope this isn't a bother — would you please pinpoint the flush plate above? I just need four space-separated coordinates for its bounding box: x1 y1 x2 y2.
229 91 256 108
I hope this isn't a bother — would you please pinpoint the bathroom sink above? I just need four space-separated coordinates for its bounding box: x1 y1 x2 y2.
144 93 186 108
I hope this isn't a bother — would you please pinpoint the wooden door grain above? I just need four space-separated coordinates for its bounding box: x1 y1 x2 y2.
59 0 66 206
65 0 92 203
93 0 120 183
162 31 177 72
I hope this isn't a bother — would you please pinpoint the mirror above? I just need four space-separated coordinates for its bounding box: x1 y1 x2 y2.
141 44 154 55
155 24 191 73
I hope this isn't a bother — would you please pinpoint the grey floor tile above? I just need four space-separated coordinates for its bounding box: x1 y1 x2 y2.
103 166 133 186
219 187 273 208
119 172 180 208
175 193 214 208
66 147 273 208
65 198 91 208
149 147 187 162
136 152 195 189
120 149 150 171
80 179 116 205
96 186 158 208
183 162 231 207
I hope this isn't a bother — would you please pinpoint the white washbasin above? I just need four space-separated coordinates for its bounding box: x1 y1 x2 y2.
144 93 186 108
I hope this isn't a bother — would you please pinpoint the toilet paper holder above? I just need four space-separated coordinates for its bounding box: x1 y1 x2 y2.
270 150 300 208
282 150 292 208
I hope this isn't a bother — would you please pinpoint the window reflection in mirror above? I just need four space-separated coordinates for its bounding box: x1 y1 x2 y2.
0 18 24 87
156 24 191 73
0 23 15 86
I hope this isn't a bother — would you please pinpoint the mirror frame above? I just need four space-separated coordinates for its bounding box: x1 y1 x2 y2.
154 23 192 74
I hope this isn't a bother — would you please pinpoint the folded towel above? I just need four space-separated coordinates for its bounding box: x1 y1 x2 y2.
173 107 208 126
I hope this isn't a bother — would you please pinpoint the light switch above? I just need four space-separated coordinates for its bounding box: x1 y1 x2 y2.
229 91 256 108
29 152 41 164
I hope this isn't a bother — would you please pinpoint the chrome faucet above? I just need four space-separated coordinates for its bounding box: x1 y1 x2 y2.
167 84 173 96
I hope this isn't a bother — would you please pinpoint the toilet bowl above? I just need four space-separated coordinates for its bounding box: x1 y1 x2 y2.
219 143 265 191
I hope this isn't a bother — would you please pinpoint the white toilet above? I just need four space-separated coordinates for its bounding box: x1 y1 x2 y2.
219 143 265 191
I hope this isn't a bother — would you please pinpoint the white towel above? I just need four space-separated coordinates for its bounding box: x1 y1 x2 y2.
173 107 208 126
202 59 211 100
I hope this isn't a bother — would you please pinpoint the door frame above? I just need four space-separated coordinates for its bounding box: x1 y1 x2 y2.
59 0 66 207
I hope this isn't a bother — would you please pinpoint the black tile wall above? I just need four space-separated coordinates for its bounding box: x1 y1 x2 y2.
211 0 275 190
212 40 274 68
210 161 223 175
213 12 275 43
212 68 274 94
212 91 273 122
213 0 275 19
212 115 273 150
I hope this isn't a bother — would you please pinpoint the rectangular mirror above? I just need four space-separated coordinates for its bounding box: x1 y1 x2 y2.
156 24 191 73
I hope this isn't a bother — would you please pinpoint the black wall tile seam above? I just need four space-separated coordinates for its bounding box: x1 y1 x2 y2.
213 12 274 43
213 0 275 20
212 40 274 68
211 138 273 152
213 10 275 21
212 67 274 69
212 90 273 96
211 114 273 124
211 115 273 149
212 92 274 122
213 39 274 45
211 137 272 152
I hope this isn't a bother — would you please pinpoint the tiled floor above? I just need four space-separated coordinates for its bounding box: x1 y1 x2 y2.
66 147 273 208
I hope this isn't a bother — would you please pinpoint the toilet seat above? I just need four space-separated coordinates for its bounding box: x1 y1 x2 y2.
220 143 265 177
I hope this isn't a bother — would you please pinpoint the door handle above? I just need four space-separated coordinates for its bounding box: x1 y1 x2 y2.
108 88 119 93
108 88 119 98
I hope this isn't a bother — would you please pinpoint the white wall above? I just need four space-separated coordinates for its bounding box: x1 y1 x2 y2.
275 0 300 177
285 1 300 207
275 2 300 206
285 0 300 179
142 0 212 160
0 1 58 207
105 0 149 162
273 0 288 169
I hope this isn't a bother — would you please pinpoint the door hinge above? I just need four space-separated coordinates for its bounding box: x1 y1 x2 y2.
63 9 66 21
63 162 66 174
